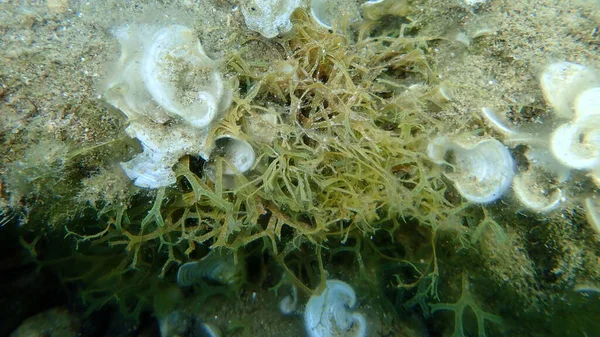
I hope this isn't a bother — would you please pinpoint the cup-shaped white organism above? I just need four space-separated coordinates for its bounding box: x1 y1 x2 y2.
310 0 360 29
208 135 256 175
310 0 335 29
584 198 600 236
244 111 281 144
104 24 231 128
512 147 570 213
479 108 567 212
304 280 367 337
550 85 600 172
279 283 299 315
591 166 600 188
205 135 256 188
360 0 410 22
539 62 600 119
551 114 600 170
102 24 233 188
240 0 303 38
142 25 230 129
427 136 515 203
480 107 518 137
513 169 563 214
575 87 600 118
194 322 222 337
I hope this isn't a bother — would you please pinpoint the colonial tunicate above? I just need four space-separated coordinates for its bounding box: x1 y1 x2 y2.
279 283 299 315
539 62 600 119
360 0 410 22
101 24 232 188
310 0 360 29
550 114 600 170
584 198 600 236
176 250 242 287
240 0 303 38
480 107 517 137
207 135 256 175
304 280 367 337
427 136 515 203
119 120 205 188
204 135 256 188
513 168 563 213
574 87 600 118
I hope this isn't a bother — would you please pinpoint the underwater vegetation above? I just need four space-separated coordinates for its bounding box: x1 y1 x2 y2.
3 0 600 336
76 6 455 300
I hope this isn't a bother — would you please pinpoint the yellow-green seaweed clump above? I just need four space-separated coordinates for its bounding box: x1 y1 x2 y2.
61 8 479 316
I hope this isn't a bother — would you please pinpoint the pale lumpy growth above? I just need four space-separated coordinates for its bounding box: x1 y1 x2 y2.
539 62 600 119
304 280 367 337
427 136 515 203
241 0 303 38
142 25 231 129
101 24 233 188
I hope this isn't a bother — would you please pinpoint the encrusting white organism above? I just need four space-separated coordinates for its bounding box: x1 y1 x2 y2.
360 0 411 22
240 0 303 38
512 161 564 213
240 0 365 37
120 120 207 188
304 280 367 337
279 282 299 315
481 61 600 226
204 135 256 189
101 24 244 188
550 87 600 170
176 250 240 287
207 135 256 175
539 62 600 119
584 198 600 236
427 136 515 203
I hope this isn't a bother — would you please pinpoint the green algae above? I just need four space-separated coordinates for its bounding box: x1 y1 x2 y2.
8 4 515 336
430 274 503 337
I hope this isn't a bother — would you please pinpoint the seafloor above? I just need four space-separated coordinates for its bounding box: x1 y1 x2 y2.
1 1 600 337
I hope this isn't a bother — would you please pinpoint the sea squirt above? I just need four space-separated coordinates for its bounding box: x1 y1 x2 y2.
101 23 232 188
304 280 367 337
